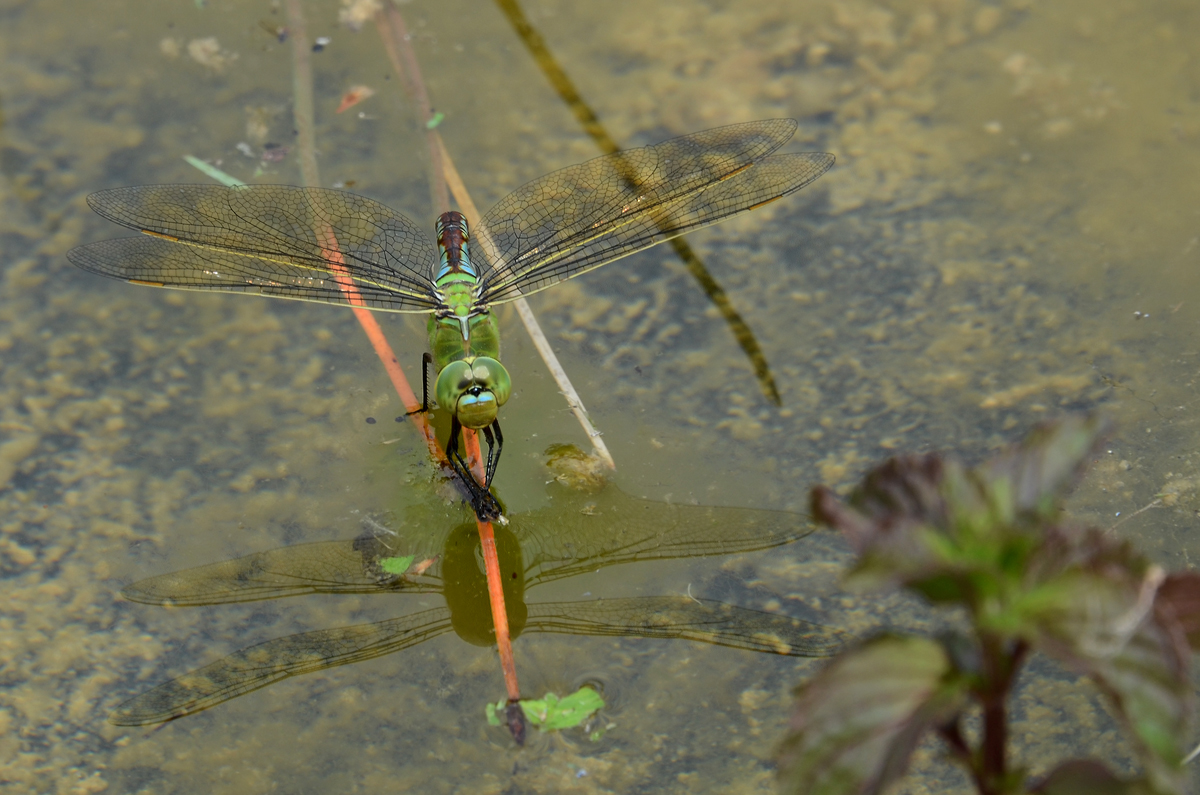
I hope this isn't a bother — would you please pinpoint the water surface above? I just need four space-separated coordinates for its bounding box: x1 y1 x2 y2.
2 0 1200 792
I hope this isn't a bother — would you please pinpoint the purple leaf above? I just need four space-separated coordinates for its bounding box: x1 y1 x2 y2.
777 634 968 795
811 455 946 555
1155 572 1200 650
1030 566 1191 794
976 413 1112 524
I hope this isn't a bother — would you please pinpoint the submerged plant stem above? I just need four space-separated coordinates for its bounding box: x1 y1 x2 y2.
493 0 782 405
372 0 524 726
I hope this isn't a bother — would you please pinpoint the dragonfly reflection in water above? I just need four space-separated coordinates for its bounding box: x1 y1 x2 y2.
67 120 834 519
109 484 845 726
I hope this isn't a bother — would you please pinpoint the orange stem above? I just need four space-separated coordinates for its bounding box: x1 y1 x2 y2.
374 3 521 707
284 0 440 461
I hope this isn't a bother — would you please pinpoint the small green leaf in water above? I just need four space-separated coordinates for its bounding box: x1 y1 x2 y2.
520 688 605 731
182 155 246 188
484 698 506 727
378 555 415 575
426 112 445 129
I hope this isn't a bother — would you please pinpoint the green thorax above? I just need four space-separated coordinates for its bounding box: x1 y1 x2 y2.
427 304 500 370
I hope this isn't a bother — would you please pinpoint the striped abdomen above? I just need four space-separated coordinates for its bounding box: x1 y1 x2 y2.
434 211 478 285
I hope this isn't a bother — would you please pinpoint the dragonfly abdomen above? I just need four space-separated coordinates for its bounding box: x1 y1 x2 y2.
434 211 478 285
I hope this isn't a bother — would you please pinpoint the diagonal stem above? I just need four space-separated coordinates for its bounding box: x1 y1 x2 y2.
492 0 782 405
373 1 524 732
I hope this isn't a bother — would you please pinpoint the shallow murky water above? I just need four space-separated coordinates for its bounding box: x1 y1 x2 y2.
3 0 1200 792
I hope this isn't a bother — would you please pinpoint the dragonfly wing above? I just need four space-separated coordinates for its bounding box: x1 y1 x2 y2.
109 607 453 725
524 596 846 657
121 538 443 606
518 487 814 588
475 119 833 304
69 184 440 312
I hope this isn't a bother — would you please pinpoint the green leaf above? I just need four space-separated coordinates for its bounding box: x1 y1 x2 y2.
519 687 605 731
812 455 953 593
777 634 969 795
814 414 1114 621
1030 759 1148 795
484 698 505 726
378 554 415 575
811 454 947 556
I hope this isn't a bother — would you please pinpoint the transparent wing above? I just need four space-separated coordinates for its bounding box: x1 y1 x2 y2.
524 597 845 657
515 486 815 588
475 119 833 304
68 184 440 312
120 536 444 607
109 608 453 726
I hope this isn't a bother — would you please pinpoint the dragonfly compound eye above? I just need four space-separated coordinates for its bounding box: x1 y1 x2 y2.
469 358 511 407
435 360 475 415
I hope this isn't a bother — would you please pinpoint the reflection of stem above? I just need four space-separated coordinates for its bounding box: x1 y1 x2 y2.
374 2 523 721
493 0 782 405
375 7 449 217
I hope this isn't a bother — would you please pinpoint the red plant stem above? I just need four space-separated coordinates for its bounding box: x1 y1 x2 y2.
282 0 441 460
977 635 1028 794
374 3 522 708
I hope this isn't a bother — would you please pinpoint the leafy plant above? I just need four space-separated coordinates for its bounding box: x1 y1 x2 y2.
486 686 605 735
777 414 1200 795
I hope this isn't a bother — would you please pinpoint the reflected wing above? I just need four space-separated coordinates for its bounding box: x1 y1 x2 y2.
525 597 845 657
68 184 440 312
516 487 814 587
122 535 444 606
475 119 833 304
109 607 453 726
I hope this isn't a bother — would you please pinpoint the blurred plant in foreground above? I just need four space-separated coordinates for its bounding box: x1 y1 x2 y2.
778 414 1200 795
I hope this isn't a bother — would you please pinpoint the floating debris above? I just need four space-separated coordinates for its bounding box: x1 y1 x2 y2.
336 85 376 114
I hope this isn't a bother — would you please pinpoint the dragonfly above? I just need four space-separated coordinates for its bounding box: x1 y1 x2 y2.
108 483 845 727
67 119 834 519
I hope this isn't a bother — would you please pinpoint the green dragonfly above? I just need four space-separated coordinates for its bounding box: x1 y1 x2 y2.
108 483 845 727
67 119 834 519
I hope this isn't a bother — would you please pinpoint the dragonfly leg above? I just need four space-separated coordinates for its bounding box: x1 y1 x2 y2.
482 420 503 488
447 416 502 520
404 352 435 416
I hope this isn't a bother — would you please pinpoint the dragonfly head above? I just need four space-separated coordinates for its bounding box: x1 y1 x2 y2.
436 356 512 429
